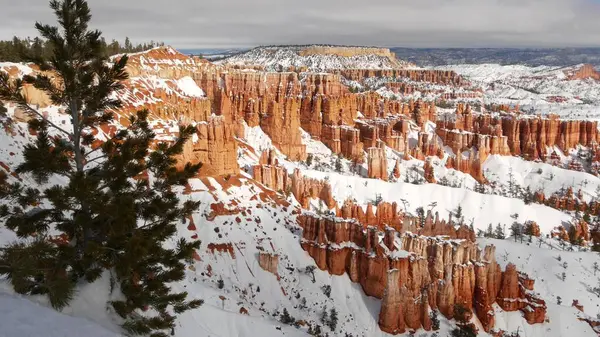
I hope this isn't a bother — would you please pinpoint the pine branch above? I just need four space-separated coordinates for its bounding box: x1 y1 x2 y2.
15 101 72 137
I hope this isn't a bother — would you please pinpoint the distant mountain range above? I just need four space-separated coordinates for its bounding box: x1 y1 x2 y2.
390 48 600 67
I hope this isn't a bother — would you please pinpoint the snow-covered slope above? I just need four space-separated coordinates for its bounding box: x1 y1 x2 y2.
0 292 121 337
436 63 600 120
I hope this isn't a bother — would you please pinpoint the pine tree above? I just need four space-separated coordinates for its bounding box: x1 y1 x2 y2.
328 307 338 331
485 223 493 238
280 308 295 325
494 223 505 239
320 307 329 324
524 186 532 204
416 207 425 227
124 37 133 53
451 326 477 337
511 222 522 242
430 310 440 330
334 155 343 172
0 1 202 336
0 101 6 116
455 205 463 224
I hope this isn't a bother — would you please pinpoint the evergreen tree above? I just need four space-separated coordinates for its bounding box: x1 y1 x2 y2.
328 307 338 331
334 155 343 172
306 153 313 167
430 310 440 330
485 223 493 238
450 326 477 337
0 1 202 336
0 101 6 116
510 222 522 242
320 307 329 324
523 186 532 205
280 308 295 325
124 37 133 53
415 207 425 227
455 205 463 224
494 223 505 239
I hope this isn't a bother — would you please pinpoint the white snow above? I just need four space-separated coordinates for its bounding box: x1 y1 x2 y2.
175 76 205 97
0 293 121 337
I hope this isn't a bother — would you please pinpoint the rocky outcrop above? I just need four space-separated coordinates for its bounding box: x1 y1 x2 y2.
338 69 464 85
423 159 436 183
179 117 240 176
566 64 600 81
258 251 279 276
297 214 546 333
367 146 388 180
496 264 547 324
437 107 598 166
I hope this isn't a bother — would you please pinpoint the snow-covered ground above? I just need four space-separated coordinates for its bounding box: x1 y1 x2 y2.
0 292 121 337
436 63 600 120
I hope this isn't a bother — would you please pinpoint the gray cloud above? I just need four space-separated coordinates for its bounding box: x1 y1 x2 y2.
1 0 600 48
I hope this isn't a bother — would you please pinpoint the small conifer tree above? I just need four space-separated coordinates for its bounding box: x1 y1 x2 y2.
328 307 338 331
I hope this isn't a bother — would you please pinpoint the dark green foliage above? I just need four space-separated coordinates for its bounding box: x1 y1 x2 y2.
373 193 383 206
328 308 338 331
415 207 425 227
321 285 331 298
280 308 295 325
0 35 163 62
454 205 463 224
334 156 343 172
0 1 201 336
306 153 313 167
451 325 477 337
320 307 329 324
494 223 505 239
430 309 440 330
0 101 6 116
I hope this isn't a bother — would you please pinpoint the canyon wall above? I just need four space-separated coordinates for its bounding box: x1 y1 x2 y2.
297 214 547 334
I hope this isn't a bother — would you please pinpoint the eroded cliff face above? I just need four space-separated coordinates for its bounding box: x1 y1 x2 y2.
435 104 599 180
566 64 600 81
297 214 547 334
438 106 599 161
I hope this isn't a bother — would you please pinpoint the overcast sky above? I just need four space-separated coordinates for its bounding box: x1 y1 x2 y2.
1 0 600 49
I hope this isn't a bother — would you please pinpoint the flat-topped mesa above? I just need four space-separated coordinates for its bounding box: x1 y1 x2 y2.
297 46 397 58
219 45 415 72
297 213 546 334
565 64 600 81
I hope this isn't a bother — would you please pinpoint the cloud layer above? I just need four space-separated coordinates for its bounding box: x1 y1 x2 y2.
1 0 600 48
